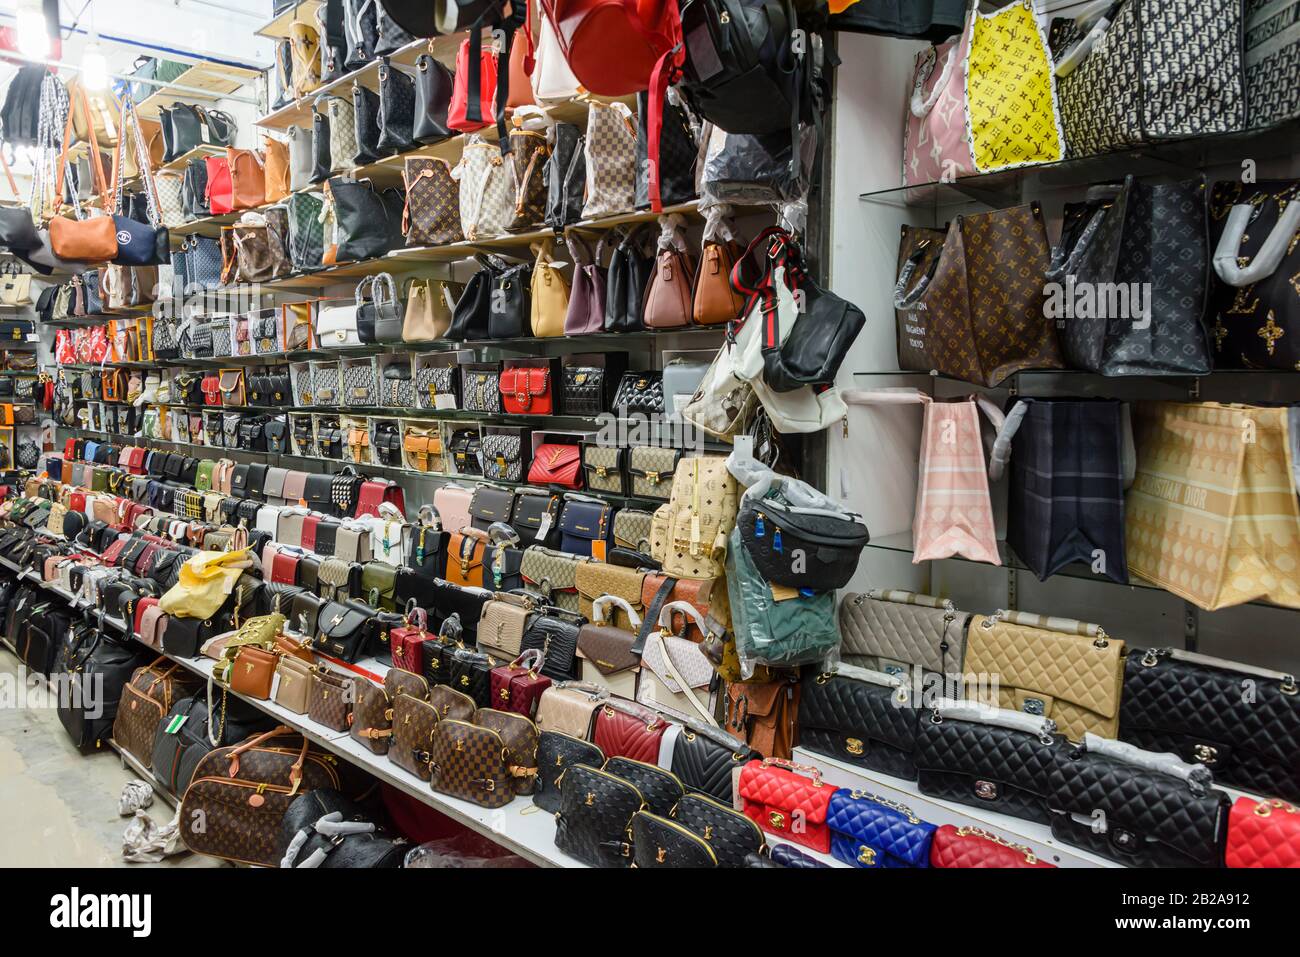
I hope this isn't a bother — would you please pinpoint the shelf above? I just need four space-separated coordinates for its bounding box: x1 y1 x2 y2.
157 144 228 175
136 60 264 121
107 739 181 809
254 0 323 39
864 114 1300 210
792 748 1120 869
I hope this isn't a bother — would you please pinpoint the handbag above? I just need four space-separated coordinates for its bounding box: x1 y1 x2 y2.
488 262 532 339
446 34 497 133
837 589 970 679
605 226 654 332
1120 647 1300 802
642 216 695 330
652 455 737 580
592 700 668 764
965 609 1125 742
527 443 581 490
995 397 1131 584
902 0 1064 186
1050 0 1245 157
1047 735 1230 868
738 758 834 853
564 233 614 335
1128 402 1300 611
1226 797 1300 869
929 824 1055 869
330 176 405 261
412 53 455 144
461 362 502 414
581 101 636 219
553 762 642 866
635 87 696 209
506 127 549 231
457 135 514 240
534 731 603 813
449 427 482 476
544 121 585 229
377 56 416 153
895 205 1061 387
357 273 405 344
531 239 570 337
631 793 763 868
636 602 717 726
580 445 624 496
403 278 461 341
499 361 551 414
798 663 922 780
1048 176 1210 375
828 788 935 869
402 156 464 246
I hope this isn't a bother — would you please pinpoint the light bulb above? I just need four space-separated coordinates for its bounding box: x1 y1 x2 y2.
82 40 108 91
16 0 49 60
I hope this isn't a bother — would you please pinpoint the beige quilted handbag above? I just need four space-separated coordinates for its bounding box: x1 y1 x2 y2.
457 135 514 240
837 589 971 680
963 610 1126 743
651 455 738 581
581 100 637 219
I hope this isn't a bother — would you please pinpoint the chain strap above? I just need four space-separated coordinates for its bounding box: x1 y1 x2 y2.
955 826 1038 863
848 789 919 824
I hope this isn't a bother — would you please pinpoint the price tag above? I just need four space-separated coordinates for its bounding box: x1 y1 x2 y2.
434 395 456 410
25 333 39 343
769 583 800 603
536 511 553 539
163 714 189 734
269 672 281 699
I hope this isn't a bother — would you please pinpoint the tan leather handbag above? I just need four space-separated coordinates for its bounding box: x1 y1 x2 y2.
477 592 537 661
402 278 461 342
273 655 313 713
692 239 746 325
227 147 266 210
263 138 291 203
534 681 609 739
531 239 570 337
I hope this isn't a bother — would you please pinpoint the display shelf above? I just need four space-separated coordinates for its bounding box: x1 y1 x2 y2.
254 0 323 38
793 747 1120 869
863 114 1300 210
136 60 264 120
157 144 228 175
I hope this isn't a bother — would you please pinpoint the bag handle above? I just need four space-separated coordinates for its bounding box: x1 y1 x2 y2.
647 630 717 727
1139 647 1298 691
1212 198 1300 287
1053 2 1118 78
508 647 545 673
981 609 1106 641
759 756 823 787
591 594 641 629
1080 732 1212 795
930 698 1058 744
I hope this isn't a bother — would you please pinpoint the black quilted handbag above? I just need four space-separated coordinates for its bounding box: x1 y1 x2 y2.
535 731 604 814
555 763 642 867
1047 739 1231 868
631 793 764 868
604 756 684 817
669 723 760 803
798 667 920 780
611 370 664 414
913 702 1069 826
1119 647 1300 802
561 365 607 416
449 646 494 707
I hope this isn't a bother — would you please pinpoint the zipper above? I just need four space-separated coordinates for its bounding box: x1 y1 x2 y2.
635 810 719 865
678 791 765 845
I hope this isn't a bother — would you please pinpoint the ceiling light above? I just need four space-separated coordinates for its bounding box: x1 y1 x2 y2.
16 0 49 60
81 39 108 91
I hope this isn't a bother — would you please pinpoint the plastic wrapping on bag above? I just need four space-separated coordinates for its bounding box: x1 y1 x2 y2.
699 122 817 209
725 527 838 677
403 835 534 868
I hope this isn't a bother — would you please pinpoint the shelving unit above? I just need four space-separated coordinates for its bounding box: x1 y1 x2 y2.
135 59 264 120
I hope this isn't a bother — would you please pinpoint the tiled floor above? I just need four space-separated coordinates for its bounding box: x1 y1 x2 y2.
0 650 223 868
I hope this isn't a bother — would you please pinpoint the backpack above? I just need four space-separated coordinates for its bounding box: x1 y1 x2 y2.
0 65 48 147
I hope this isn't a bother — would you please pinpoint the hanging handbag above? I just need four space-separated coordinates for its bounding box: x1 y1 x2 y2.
412 53 455 144
376 56 416 153
446 36 497 133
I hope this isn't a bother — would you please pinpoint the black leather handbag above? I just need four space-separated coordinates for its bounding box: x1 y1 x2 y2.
605 755 683 817
632 793 763 868
488 261 531 339
914 702 1069 826
374 1 416 55
352 83 385 165
561 366 608 416
265 418 290 454
611 371 664 414
446 257 500 340
182 158 210 217
544 122 586 229
798 668 920 779
510 490 561 548
311 109 332 185
315 599 377 663
331 177 405 261
373 422 403 466
521 607 582 682
449 428 482 476
737 481 869 591
1048 740 1231 868
376 56 416 154
555 763 641 867
162 104 236 163
449 646 494 707
605 226 654 332
412 53 455 144
669 723 760 803
1120 648 1300 802
535 731 604 814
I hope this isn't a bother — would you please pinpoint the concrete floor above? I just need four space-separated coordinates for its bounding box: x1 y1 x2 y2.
0 648 224 868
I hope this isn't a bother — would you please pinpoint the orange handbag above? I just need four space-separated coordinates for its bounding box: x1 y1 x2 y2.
227 147 266 210
263 138 290 204
445 529 487 588
49 87 119 262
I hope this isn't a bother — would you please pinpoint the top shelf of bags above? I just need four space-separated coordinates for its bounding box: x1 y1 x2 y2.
255 0 324 39
135 59 265 120
862 115 1300 212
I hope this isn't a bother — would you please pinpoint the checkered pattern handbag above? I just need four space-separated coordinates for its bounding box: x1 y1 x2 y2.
155 173 188 228
324 95 359 173
582 101 637 219
458 136 514 240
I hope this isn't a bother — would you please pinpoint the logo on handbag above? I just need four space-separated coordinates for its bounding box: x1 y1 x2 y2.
498 687 510 701
768 811 785 829
1193 744 1219 765
459 675 469 687
454 738 465 752
1022 698 1045 716
974 780 998 800
845 737 864 756
857 846 877 866
655 847 666 863
585 792 596 807
330 613 344 626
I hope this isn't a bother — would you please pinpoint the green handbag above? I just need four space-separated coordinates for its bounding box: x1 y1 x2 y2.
90 467 110 493
360 562 397 612
195 459 216 493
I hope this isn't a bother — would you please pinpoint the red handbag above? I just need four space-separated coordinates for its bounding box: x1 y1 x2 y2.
271 550 299 586
592 700 668 763
390 608 434 673
127 447 147 474
738 758 835 854
447 37 497 133
64 438 77 459
205 155 235 215
201 375 222 406
69 491 87 513
499 364 552 414
527 443 582 489
1226 797 1300 868
929 825 1056 869
355 479 406 519
539 0 679 97
489 650 552 719
102 536 130 567
300 514 321 552
134 597 160 637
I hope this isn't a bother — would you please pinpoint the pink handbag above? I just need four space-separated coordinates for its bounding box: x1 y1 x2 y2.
432 484 473 534
902 18 976 187
564 234 607 335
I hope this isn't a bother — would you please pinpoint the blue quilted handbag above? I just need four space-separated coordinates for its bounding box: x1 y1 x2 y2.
184 236 223 289
771 844 830 868
826 789 936 868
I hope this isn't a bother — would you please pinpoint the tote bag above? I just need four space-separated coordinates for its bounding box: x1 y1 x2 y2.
1047 175 1211 376
990 398 1132 584
895 203 1062 387
1126 402 1300 611
902 0 1064 187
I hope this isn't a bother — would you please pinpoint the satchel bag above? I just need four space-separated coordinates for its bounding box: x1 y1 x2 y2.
1047 734 1230 868
426 718 516 808
575 595 641 700
636 601 718 726
581 101 636 219
1120 647 1300 803
914 699 1069 825
902 0 1064 187
964 610 1125 743
457 135 514 240
895 204 1062 387
403 278 461 342
553 762 642 867
837 589 970 680
738 758 834 853
1049 0 1244 158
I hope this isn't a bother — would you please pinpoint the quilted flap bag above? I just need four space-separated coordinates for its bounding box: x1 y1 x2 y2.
1119 647 1300 802
797 664 922 781
838 589 971 680
557 496 612 558
1047 735 1231 868
826 788 936 869
499 364 552 415
1225 797 1300 869
489 650 552 720
964 610 1126 743
912 698 1070 828
612 371 664 414
928 824 1056 869
527 443 581 489
591 700 668 765
738 757 835 853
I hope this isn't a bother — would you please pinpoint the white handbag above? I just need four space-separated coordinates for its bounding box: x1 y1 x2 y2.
530 11 582 104
256 505 282 538
315 300 362 347
455 134 514 240
366 502 411 565
636 601 718 725
0 272 33 305
286 126 314 192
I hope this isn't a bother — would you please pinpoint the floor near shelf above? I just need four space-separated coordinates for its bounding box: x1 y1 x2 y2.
0 654 224 868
